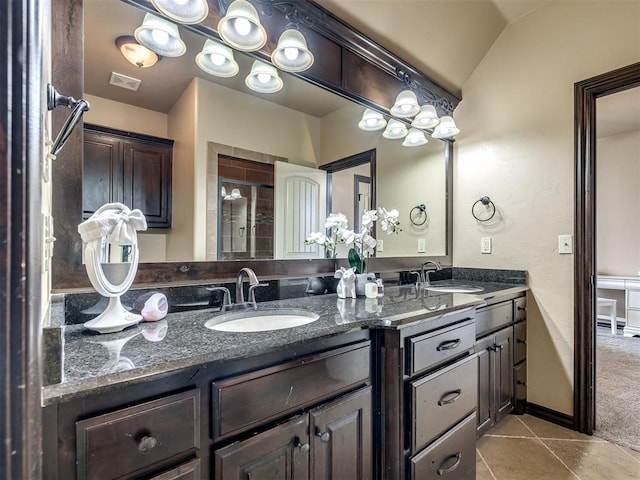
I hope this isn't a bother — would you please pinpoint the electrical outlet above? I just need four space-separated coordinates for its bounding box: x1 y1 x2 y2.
417 238 426 253
558 234 573 254
481 237 492 254
377 239 384 252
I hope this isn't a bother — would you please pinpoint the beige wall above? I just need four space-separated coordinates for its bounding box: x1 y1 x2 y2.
455 0 640 415
596 129 640 276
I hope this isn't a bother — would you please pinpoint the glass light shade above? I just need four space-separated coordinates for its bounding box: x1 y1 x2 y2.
402 128 428 147
221 186 227 197
231 188 242 199
432 115 460 138
271 29 314 72
196 39 239 77
245 60 283 93
358 108 386 131
390 90 420 118
116 36 160 68
411 104 440 129
134 13 186 57
151 0 208 24
217 0 267 51
382 118 408 139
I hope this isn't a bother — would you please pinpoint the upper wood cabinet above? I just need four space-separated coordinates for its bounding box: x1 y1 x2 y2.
83 124 173 228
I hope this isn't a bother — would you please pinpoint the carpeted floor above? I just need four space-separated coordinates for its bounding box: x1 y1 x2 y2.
595 326 640 451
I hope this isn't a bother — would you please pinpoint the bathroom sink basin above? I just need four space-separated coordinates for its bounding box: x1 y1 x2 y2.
205 309 320 332
425 285 484 293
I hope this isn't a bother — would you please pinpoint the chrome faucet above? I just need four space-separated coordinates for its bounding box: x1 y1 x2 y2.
421 260 442 287
206 286 232 311
236 267 268 307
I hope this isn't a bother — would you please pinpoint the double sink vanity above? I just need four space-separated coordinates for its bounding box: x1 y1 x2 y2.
43 268 527 480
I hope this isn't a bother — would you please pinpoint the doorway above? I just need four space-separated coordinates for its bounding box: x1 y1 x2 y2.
574 62 640 435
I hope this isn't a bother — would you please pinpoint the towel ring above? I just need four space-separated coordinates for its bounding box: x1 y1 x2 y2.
410 204 428 226
472 196 496 222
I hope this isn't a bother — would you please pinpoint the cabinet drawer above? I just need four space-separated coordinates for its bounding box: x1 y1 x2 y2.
212 342 370 440
476 301 513 337
514 321 527 364
149 458 201 480
515 297 527 321
628 290 640 308
406 320 475 376
76 389 200 480
411 354 477 452
409 412 477 480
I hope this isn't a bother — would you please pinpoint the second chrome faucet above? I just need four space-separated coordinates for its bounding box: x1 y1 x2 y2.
208 267 268 311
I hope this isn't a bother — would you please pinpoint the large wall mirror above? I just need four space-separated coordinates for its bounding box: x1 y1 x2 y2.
51 0 457 290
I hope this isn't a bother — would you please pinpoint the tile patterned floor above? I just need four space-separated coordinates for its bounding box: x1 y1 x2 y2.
477 414 640 479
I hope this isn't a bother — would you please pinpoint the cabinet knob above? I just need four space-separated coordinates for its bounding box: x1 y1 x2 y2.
138 435 157 453
517 306 527 312
316 429 331 443
517 339 527 345
296 440 310 455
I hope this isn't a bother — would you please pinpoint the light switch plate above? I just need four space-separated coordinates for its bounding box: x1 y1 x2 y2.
377 239 384 252
481 237 492 254
417 238 426 253
559 234 573 254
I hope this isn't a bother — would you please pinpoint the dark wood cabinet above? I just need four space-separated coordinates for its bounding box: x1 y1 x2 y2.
83 124 173 228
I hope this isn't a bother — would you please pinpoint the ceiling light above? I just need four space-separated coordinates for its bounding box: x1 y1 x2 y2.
432 116 460 138
402 128 428 147
151 0 208 24
382 118 408 139
218 0 267 52
411 104 440 130
135 13 186 57
271 29 314 72
196 39 239 77
390 90 420 118
115 36 160 68
358 108 386 131
245 60 283 93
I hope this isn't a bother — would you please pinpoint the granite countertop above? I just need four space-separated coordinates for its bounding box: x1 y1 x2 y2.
42 280 527 406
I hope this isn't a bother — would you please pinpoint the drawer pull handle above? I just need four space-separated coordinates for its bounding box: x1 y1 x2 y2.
517 380 527 386
517 306 527 312
517 339 527 345
296 439 310 455
138 435 157 453
437 452 462 476
437 389 462 406
316 429 331 443
436 339 461 351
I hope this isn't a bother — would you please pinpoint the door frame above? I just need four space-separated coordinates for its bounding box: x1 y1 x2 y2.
574 62 640 434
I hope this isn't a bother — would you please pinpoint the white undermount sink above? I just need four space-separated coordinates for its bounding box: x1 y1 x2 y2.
205 309 320 332
425 285 484 293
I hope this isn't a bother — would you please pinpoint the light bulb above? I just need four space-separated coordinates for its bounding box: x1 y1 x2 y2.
400 103 412 113
173 0 188 4
234 17 251 36
391 127 402 135
210 52 226 66
257 72 271 83
151 28 169 45
365 118 377 127
284 47 299 60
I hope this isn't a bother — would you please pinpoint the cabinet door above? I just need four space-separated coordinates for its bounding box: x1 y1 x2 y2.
494 327 514 422
83 130 123 218
309 387 372 480
476 335 494 437
122 139 172 228
214 415 309 480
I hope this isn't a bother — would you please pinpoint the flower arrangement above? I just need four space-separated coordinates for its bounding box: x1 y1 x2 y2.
304 207 401 273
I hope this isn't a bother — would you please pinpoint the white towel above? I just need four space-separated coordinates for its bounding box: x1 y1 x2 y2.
78 203 147 245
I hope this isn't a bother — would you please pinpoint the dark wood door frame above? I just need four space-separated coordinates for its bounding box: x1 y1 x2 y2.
574 62 640 434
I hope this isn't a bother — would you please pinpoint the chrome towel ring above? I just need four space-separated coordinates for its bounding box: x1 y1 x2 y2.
472 196 496 222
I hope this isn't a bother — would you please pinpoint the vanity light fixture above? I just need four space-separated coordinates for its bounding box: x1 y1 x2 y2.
432 115 460 138
402 128 428 147
151 0 208 24
134 13 186 57
390 90 420 118
196 39 239 77
271 28 314 72
411 104 440 130
245 60 283 93
358 108 387 131
115 36 160 68
218 0 267 52
382 118 408 139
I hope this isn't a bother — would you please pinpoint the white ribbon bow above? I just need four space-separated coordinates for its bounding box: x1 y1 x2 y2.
78 202 147 245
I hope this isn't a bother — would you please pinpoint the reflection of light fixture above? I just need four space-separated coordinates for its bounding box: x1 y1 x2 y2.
196 39 239 77
135 13 186 57
411 105 440 129
221 186 227 197
151 0 208 24
218 0 267 51
271 29 314 72
358 108 386 131
245 60 283 93
402 128 428 147
432 116 460 138
115 36 160 68
231 188 242 199
390 90 420 118
382 118 408 139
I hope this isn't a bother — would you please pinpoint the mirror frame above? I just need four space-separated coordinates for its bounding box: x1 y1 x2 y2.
51 0 459 290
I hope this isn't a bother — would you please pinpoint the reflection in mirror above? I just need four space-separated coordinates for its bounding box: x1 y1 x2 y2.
72 0 451 278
